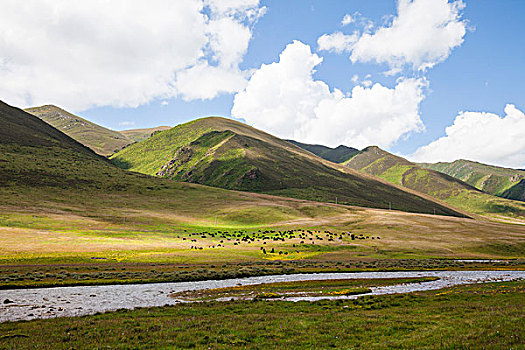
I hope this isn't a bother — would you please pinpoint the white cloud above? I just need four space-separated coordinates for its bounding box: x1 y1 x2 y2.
174 62 249 101
341 14 355 26
232 41 426 149
204 0 266 20
319 0 467 72
361 80 373 88
352 0 467 71
411 105 525 168
119 121 136 127
317 32 359 54
0 0 264 111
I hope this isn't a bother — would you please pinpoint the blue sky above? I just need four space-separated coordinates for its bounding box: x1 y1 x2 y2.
1 0 524 166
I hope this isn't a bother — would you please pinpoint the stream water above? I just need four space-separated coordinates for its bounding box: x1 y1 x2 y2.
0 270 522 322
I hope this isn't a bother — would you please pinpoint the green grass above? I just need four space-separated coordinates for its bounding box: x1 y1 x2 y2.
24 105 132 156
1 101 524 291
111 117 464 217
1 281 523 349
421 159 525 202
120 126 171 143
345 146 525 220
171 277 439 301
376 164 412 184
111 118 216 174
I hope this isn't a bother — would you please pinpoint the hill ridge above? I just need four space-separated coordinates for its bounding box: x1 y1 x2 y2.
111 116 466 217
285 140 359 163
25 105 172 156
344 145 525 219
420 159 525 202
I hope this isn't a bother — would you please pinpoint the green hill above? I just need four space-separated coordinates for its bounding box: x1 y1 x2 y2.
285 140 359 163
120 126 171 143
25 105 132 156
3 101 358 228
420 160 525 202
344 146 525 219
111 117 465 217
2 100 524 268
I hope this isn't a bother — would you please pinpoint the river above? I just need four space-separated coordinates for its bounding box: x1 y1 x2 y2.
1 270 522 322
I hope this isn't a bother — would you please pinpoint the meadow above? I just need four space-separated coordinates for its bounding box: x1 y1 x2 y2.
1 280 523 349
1 102 524 349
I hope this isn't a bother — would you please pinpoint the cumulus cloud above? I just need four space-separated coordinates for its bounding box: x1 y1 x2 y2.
0 0 264 111
232 41 426 149
319 0 467 72
317 32 359 54
411 105 525 168
341 14 355 26
174 62 249 101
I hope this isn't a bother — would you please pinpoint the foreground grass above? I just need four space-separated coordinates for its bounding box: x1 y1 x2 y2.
1 281 523 349
171 277 439 301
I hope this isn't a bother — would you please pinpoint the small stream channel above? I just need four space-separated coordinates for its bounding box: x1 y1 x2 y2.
1 270 523 323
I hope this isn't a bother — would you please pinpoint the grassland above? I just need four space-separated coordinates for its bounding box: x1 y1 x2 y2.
1 281 523 349
345 146 525 221
1 100 524 291
421 159 525 202
170 277 440 301
1 200 524 289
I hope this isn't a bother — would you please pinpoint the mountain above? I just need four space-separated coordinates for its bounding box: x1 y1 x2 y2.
344 146 525 219
420 160 525 202
25 105 132 156
120 126 171 143
2 100 363 228
111 117 466 217
25 105 169 156
285 140 359 163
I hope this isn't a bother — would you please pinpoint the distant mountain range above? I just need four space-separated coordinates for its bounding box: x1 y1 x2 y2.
23 103 525 220
25 105 169 156
110 116 463 216
285 140 359 163
291 141 525 204
287 142 525 220
340 146 525 218
419 160 525 202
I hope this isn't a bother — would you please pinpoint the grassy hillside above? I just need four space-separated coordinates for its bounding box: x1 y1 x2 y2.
344 146 525 220
420 160 525 202
1 100 524 283
111 117 466 216
286 140 359 163
3 101 356 230
25 105 132 156
120 126 171 143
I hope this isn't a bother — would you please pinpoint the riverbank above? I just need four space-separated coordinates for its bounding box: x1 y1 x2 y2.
1 280 523 349
1 270 523 323
1 258 523 290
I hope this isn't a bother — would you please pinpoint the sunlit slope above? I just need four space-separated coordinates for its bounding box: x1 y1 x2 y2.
25 105 132 156
120 126 171 143
111 117 465 217
0 101 355 227
420 160 525 202
344 146 525 220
